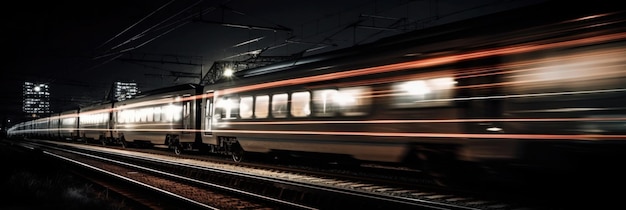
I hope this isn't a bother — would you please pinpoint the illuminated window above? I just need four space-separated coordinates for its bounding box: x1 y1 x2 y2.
62 117 76 125
216 97 239 120
141 109 148 123
337 87 371 116
312 89 338 117
506 46 626 95
162 104 183 122
392 76 456 108
135 109 142 123
291 91 310 117
154 107 162 122
254 95 269 118
239 96 253 119
146 108 154 122
204 99 212 131
271 93 288 118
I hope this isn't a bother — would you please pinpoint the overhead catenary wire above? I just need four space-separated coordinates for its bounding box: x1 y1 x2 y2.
96 0 177 50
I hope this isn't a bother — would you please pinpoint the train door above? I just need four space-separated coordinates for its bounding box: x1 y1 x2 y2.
203 97 213 136
456 56 525 162
183 101 191 129
182 99 194 143
108 103 114 140
458 57 504 133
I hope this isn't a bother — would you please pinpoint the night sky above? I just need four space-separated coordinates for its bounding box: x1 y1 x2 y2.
1 0 544 126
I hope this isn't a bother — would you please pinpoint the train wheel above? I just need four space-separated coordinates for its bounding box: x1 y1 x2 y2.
167 135 182 155
231 145 244 162
173 144 182 155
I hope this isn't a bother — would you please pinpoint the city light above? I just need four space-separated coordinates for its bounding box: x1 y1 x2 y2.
113 82 140 101
223 68 234 77
23 82 50 115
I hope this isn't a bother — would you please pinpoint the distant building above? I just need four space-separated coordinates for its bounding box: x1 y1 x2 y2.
112 82 140 101
23 82 51 116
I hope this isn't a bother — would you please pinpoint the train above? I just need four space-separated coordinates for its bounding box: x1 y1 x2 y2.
7 0 626 183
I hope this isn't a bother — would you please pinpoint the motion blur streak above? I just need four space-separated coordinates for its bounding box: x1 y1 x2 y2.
210 129 626 141
218 32 626 95
16 127 626 141
220 117 626 125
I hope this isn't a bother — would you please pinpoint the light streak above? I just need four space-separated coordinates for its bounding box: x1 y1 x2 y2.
217 32 626 95
217 117 626 125
14 127 626 141
210 129 626 141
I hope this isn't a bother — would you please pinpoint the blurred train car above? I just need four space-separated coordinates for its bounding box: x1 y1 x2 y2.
58 110 79 141
48 113 60 139
198 0 626 180
79 102 114 144
32 117 49 139
112 83 202 153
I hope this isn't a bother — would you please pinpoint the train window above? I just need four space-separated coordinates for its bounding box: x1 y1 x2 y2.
204 99 213 132
173 104 183 122
391 77 456 108
291 91 311 117
134 109 141 122
337 86 371 116
62 117 75 125
160 107 168 122
184 102 191 128
143 108 150 122
312 89 338 117
154 107 161 122
239 96 253 119
254 95 269 118
124 110 132 123
121 110 127 123
216 97 240 120
145 108 152 122
117 111 123 123
137 109 143 123
272 93 288 118
184 103 189 118
162 104 183 122
313 89 339 117
505 46 626 95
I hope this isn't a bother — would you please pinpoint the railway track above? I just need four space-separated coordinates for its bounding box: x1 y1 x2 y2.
10 139 555 209
13 140 301 209
13 137 624 209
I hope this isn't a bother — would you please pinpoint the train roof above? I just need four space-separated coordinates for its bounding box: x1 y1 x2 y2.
230 0 625 79
80 100 114 108
124 83 200 100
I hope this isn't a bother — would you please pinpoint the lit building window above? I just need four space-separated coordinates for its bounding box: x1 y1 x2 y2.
112 81 140 101
23 82 51 115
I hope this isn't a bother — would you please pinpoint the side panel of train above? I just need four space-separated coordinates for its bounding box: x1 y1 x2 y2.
58 110 79 141
48 113 60 139
206 69 471 167
9 122 28 138
31 117 50 139
79 103 114 143
113 86 200 149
